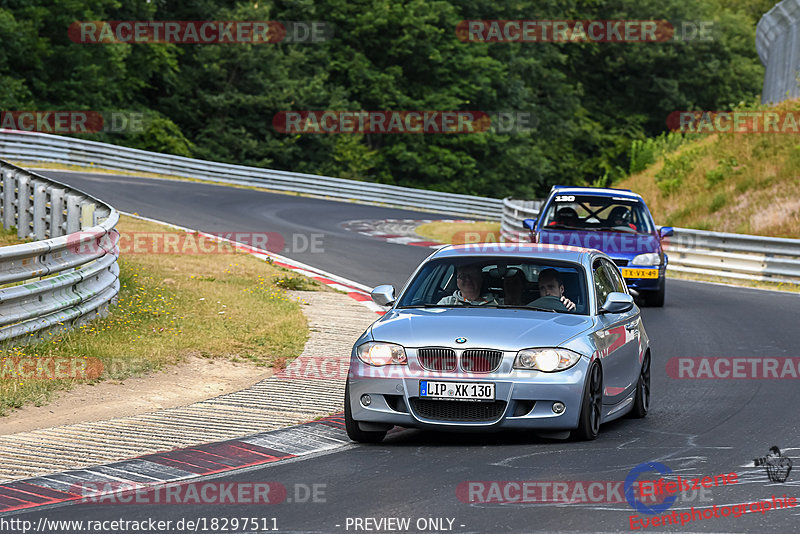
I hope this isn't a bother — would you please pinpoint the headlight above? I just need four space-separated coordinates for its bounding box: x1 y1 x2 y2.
514 348 581 372
631 253 661 266
356 342 407 366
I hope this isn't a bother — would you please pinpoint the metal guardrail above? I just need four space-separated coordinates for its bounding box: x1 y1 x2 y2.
0 160 120 343
0 129 503 220
501 197 800 285
757 0 800 104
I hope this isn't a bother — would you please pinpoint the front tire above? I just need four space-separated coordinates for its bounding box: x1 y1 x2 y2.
629 351 650 418
344 380 386 444
645 282 665 307
572 361 603 441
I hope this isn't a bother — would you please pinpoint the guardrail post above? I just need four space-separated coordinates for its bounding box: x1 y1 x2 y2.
80 203 96 229
49 187 66 237
65 193 82 234
32 180 48 240
1 170 16 231
17 173 32 239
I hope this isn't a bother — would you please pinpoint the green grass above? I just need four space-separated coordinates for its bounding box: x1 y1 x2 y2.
0 215 316 416
617 99 800 238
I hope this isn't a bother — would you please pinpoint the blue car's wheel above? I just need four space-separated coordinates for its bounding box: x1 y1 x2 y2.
572 361 602 441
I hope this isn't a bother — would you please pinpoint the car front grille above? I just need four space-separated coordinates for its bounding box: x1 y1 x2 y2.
410 398 507 422
417 348 457 371
460 350 503 373
613 259 629 267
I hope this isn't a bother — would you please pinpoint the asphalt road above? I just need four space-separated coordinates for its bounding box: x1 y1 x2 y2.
9 171 800 533
36 170 434 289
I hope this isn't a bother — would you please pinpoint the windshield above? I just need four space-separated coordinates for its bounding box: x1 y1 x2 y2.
540 194 655 233
396 258 589 315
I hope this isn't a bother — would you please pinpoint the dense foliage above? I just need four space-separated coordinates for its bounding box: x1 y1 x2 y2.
0 0 767 198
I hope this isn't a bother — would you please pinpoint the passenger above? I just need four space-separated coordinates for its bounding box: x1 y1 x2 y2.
531 268 576 311
548 207 580 228
437 264 498 305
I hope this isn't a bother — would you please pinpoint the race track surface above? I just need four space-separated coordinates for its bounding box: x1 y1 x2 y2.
10 170 800 533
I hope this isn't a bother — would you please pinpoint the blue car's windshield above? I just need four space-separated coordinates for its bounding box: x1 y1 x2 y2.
396 258 589 315
540 195 655 234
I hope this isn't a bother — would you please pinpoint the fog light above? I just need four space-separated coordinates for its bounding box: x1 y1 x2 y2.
360 394 372 407
552 402 566 414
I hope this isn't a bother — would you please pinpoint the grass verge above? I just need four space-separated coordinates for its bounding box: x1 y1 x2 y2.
667 270 800 294
415 220 501 244
0 215 318 416
616 99 800 237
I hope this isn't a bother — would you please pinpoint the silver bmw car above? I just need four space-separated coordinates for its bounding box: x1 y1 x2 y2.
345 243 651 442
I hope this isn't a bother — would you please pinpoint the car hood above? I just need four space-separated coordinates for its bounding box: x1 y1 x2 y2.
372 308 594 351
538 229 659 259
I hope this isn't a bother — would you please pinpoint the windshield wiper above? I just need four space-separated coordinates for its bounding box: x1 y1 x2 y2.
496 305 557 312
398 303 478 308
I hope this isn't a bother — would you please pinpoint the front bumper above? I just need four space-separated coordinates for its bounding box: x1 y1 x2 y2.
622 266 665 291
347 357 590 431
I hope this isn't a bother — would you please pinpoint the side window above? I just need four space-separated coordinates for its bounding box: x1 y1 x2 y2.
593 261 615 307
602 259 627 294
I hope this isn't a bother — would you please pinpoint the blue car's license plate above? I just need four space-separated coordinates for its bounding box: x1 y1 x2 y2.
419 380 495 401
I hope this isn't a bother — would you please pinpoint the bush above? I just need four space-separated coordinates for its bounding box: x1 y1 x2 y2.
655 152 695 194
629 132 686 174
709 192 727 212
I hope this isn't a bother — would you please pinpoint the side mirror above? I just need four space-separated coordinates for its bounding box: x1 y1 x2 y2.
659 226 674 239
600 292 634 314
371 284 396 306
523 218 537 231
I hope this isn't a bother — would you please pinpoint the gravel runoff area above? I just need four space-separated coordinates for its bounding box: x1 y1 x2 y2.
0 291 377 483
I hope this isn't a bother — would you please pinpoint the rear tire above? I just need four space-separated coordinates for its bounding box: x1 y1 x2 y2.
572 362 603 441
629 351 650 418
344 380 386 444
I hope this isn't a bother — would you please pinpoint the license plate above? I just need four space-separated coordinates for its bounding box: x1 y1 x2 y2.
419 380 495 401
621 268 659 279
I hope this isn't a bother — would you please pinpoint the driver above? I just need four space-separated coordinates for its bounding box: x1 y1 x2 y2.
608 206 636 230
437 264 498 305
530 268 576 312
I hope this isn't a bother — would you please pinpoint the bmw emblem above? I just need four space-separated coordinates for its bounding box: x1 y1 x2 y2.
455 337 467 344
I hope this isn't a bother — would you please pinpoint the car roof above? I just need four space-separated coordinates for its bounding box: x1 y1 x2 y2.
548 186 643 201
430 243 596 264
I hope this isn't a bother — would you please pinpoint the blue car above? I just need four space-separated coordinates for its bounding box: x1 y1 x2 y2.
524 186 673 306
344 244 651 443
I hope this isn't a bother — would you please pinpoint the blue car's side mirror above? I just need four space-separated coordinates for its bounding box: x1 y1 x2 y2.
659 226 674 239
523 218 537 231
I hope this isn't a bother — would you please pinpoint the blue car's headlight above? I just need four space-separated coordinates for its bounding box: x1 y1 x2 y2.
631 253 661 266
357 342 407 366
514 348 581 372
